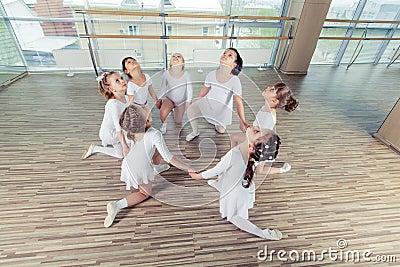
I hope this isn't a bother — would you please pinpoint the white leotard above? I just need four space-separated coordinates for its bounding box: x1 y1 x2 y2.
99 95 129 146
197 70 242 126
120 127 173 189
160 70 193 106
127 73 152 105
201 147 255 221
253 107 276 130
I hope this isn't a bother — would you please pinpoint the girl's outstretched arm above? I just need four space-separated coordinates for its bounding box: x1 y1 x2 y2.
117 130 130 157
159 72 168 99
148 84 162 109
148 84 159 101
153 130 193 172
255 161 276 175
189 172 203 180
256 161 290 175
170 156 194 172
234 95 248 132
189 150 232 180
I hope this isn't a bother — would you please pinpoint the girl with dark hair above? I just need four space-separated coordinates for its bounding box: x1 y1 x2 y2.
122 57 162 108
185 48 248 141
82 72 130 159
189 126 283 240
104 105 194 228
228 47 243 75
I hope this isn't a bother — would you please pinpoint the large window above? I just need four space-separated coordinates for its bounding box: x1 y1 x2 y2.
1 0 79 70
0 5 26 85
1 0 397 72
0 0 289 71
312 0 400 65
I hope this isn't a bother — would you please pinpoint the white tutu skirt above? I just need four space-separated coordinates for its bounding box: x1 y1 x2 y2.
99 128 119 147
120 156 154 190
220 181 255 221
197 97 233 126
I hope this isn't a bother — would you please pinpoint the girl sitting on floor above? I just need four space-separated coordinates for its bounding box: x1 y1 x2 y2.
104 104 194 228
190 126 283 240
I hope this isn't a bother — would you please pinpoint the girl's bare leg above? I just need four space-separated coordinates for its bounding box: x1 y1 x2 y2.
160 98 174 123
152 150 161 165
173 103 186 123
104 183 152 228
126 182 152 206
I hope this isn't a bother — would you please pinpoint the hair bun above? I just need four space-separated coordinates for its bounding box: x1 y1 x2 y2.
120 105 147 140
258 137 281 162
285 97 299 112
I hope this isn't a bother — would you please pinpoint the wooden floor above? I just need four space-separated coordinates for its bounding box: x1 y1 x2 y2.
0 64 399 266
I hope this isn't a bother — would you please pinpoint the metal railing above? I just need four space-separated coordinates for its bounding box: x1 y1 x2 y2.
76 9 295 74
319 18 399 67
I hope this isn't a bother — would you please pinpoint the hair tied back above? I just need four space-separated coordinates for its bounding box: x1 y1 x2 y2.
96 72 108 83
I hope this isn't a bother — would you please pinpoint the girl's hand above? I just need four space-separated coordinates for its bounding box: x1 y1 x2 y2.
240 120 249 133
122 144 130 157
155 99 162 109
189 172 203 180
188 166 197 173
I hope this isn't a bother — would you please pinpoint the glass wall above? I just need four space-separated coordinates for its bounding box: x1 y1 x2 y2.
2 0 80 71
0 6 26 85
0 0 288 72
0 0 398 73
312 0 400 65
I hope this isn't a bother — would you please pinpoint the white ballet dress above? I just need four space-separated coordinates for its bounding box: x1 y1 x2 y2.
201 147 255 221
120 127 173 189
127 73 152 106
253 107 276 130
197 70 242 126
98 95 130 146
160 70 193 106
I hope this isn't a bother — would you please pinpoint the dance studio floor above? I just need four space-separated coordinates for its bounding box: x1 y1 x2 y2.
0 64 399 266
